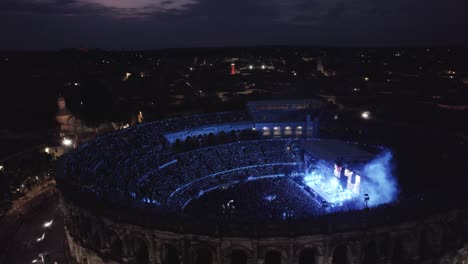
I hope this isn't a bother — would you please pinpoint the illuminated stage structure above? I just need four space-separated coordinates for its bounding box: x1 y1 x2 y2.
297 139 392 210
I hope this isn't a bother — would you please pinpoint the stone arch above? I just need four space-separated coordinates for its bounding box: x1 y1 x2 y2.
265 250 283 264
129 233 150 264
419 228 436 260
161 243 180 264
230 250 248 264
90 227 102 250
69 210 80 235
362 241 378 264
229 130 238 141
79 216 93 242
331 244 350 264
224 245 251 264
298 247 319 264
81 255 89 264
442 223 460 251
193 246 214 264
391 235 411 264
262 246 288 264
104 228 124 258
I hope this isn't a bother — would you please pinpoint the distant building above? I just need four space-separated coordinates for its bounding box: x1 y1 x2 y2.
316 57 335 77
230 63 236 75
56 96 77 138
55 96 121 147
246 99 325 112
316 57 324 73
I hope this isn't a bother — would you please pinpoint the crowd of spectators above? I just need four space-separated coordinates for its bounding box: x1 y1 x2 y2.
185 177 323 221
62 131 304 215
63 111 251 192
132 139 302 208
158 111 251 132
172 129 260 152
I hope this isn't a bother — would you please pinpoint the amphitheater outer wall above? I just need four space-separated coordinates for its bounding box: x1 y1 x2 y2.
62 195 468 264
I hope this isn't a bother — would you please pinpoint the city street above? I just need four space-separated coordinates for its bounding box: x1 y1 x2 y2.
0 192 74 264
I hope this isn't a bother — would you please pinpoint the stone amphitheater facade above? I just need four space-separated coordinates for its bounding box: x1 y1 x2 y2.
57 112 468 264
62 197 468 264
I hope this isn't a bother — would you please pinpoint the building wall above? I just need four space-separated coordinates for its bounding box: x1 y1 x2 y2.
62 197 468 264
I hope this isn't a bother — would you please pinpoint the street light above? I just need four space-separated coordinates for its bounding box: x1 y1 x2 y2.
361 111 371 120
43 220 53 228
62 138 72 147
36 233 45 242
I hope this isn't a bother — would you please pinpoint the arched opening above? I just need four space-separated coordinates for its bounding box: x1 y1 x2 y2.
230 130 237 141
419 230 433 260
91 230 102 249
363 241 378 264
106 230 122 257
162 244 179 264
392 237 407 264
207 133 215 145
79 218 93 241
174 139 182 151
332 245 349 264
265 250 282 264
133 237 149 264
442 225 458 250
299 248 317 264
195 248 212 264
230 249 247 264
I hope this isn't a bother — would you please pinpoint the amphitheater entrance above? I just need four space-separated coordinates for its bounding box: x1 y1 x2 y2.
392 237 408 264
265 250 282 264
332 245 349 264
230 250 247 264
132 237 149 264
195 248 213 264
105 230 123 258
363 241 378 264
299 248 317 264
162 244 179 264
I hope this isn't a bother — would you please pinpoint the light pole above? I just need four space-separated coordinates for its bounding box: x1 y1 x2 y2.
364 193 370 209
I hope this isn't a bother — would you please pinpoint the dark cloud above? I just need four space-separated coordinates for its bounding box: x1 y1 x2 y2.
2 0 197 17
0 0 467 49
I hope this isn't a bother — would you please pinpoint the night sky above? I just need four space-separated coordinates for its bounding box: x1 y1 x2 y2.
2 0 468 49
